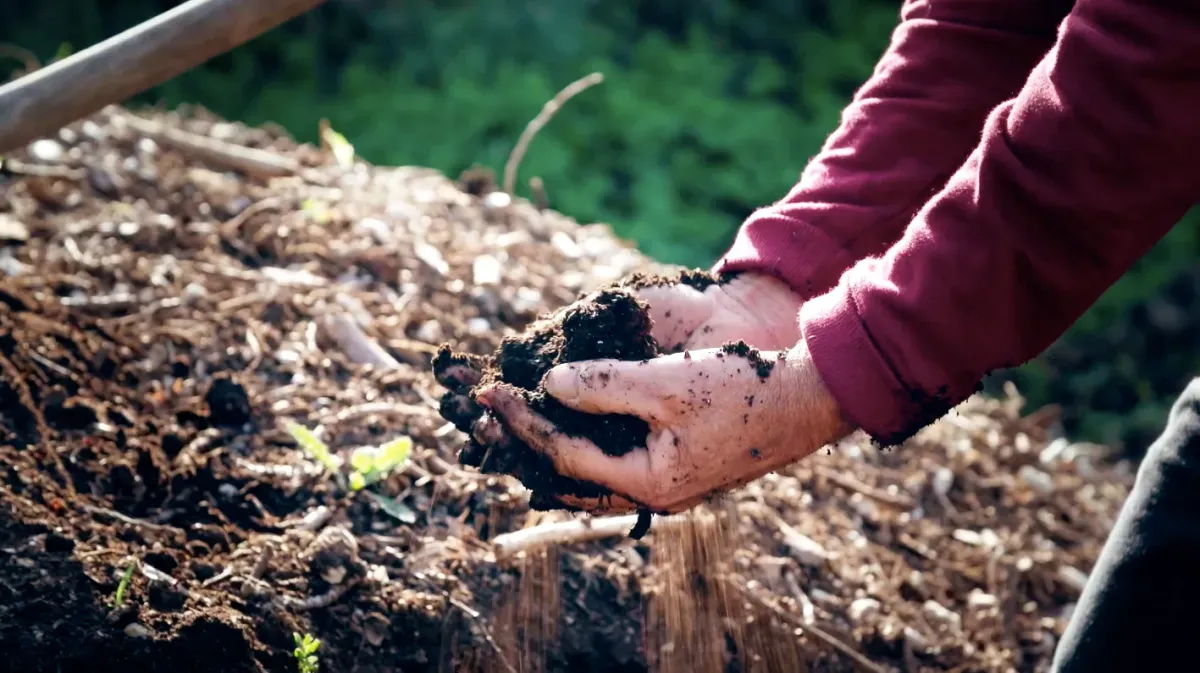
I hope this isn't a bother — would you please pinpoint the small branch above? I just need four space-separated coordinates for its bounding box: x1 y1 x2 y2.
276 577 360 610
815 466 915 509
502 72 603 195
0 44 40 76
490 512 684 559
115 111 320 182
1 159 87 181
327 401 438 425
447 595 518 673
529 176 548 210
82 504 181 533
200 566 234 587
320 313 401 370
741 583 891 673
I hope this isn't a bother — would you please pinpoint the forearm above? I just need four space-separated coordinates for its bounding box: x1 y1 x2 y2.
716 0 1072 299
801 0 1200 445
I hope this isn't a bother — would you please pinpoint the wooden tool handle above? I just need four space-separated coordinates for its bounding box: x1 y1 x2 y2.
0 0 327 154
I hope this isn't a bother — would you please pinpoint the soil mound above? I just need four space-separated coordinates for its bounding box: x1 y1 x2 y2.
0 105 1134 672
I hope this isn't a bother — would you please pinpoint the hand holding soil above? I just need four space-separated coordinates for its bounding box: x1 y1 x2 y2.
433 269 841 520
433 270 807 471
478 342 852 514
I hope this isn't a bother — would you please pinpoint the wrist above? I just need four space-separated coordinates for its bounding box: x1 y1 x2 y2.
773 341 855 458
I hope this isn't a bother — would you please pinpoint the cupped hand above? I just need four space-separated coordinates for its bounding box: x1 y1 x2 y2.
474 342 853 514
638 271 805 351
434 271 805 449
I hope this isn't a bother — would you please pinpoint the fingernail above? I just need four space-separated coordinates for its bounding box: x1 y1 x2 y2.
473 385 497 406
472 414 505 445
543 364 582 403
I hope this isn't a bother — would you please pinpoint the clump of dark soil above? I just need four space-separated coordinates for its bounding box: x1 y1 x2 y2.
720 340 776 380
619 267 737 293
436 287 664 508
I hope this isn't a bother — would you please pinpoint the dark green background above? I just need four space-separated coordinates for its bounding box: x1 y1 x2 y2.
5 0 1198 455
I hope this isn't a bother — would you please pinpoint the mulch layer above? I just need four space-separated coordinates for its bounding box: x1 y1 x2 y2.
0 105 1134 673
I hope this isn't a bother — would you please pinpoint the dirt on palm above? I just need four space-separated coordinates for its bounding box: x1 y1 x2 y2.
0 105 1139 673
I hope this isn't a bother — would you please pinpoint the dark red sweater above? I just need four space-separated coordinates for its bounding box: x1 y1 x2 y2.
715 0 1200 445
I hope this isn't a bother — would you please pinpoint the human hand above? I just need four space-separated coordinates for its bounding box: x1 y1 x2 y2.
637 271 805 351
474 342 853 514
434 271 805 440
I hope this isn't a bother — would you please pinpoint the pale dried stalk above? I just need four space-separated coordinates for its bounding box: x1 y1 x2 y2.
116 111 323 182
815 465 916 509
491 513 685 558
502 72 603 195
321 314 402 370
741 583 890 673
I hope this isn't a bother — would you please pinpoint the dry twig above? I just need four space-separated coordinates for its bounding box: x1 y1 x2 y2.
320 313 402 370
0 44 40 77
741 582 891 673
502 72 603 195
815 466 916 509
490 513 685 559
81 504 181 533
447 596 519 673
1 159 87 181
116 111 319 182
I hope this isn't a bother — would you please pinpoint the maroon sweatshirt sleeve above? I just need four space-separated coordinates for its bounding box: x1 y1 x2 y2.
715 0 1072 299
800 0 1200 446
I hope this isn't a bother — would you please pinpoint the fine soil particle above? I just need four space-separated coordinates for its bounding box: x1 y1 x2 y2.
720 340 775 380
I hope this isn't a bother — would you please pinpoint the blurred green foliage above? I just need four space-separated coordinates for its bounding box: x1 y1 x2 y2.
2 0 1197 453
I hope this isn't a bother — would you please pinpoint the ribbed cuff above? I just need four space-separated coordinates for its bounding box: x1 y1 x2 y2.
799 280 929 446
713 209 856 301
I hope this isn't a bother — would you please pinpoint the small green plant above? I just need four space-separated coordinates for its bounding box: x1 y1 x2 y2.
319 118 356 168
285 422 416 520
285 422 341 472
364 490 417 524
293 632 321 673
112 563 135 608
348 436 413 491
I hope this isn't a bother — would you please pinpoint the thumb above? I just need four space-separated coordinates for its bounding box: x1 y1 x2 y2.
542 358 667 418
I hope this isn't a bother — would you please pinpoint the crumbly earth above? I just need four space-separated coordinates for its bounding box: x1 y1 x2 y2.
719 340 777 380
437 287 664 508
0 105 1138 673
618 268 736 293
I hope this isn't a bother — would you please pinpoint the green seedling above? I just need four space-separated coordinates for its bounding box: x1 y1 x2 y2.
348 436 412 491
52 42 73 62
286 422 341 472
319 119 355 168
112 563 135 608
292 632 321 673
300 199 333 224
364 490 417 524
